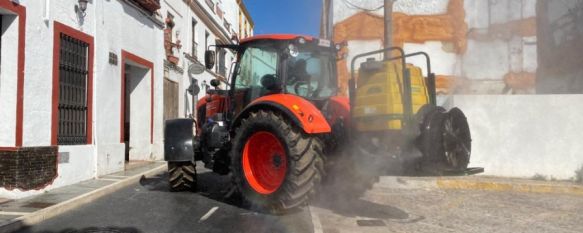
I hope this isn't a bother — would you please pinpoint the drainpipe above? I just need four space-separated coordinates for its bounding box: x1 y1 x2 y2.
43 0 50 23
320 0 333 40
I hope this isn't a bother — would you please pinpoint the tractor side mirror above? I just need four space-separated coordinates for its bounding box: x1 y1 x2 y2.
205 50 216 70
210 79 221 88
187 78 200 96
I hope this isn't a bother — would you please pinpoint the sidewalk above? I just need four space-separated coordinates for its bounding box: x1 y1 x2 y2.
0 162 167 233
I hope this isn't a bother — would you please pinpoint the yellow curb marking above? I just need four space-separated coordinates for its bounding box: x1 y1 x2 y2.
436 179 583 196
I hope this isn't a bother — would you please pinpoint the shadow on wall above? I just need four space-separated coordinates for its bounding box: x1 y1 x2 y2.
120 0 158 29
536 0 583 94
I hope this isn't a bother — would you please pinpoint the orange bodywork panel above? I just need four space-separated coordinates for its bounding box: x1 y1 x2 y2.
251 94 331 134
328 96 351 127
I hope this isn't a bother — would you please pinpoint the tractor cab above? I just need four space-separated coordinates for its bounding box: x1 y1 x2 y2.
203 35 339 118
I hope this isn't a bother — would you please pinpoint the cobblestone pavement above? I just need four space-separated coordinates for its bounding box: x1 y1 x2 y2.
310 181 583 233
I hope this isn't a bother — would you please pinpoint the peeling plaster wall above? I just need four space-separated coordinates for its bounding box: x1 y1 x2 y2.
333 0 538 94
333 0 450 24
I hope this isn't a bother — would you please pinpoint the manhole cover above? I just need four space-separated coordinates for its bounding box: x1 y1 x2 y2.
356 219 386 227
22 202 55 209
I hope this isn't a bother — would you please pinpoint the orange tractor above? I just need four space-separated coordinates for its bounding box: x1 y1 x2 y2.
164 34 474 214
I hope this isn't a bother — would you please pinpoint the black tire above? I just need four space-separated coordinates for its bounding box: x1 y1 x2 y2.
168 161 197 192
418 105 446 162
418 106 471 173
443 107 472 170
231 110 325 214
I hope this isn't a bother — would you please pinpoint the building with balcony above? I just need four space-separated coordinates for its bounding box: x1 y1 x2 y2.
237 0 254 40
160 0 252 120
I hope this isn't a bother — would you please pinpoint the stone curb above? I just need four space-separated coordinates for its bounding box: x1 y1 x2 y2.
435 178 583 195
0 164 167 233
375 176 583 196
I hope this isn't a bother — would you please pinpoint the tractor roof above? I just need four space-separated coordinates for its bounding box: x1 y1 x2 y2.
239 34 315 44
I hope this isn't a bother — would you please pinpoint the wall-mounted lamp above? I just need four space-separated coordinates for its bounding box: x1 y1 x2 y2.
76 0 88 17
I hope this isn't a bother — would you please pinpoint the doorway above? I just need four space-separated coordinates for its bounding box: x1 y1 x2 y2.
123 62 151 163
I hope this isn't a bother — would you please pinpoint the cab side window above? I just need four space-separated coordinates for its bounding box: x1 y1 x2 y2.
235 47 279 101
236 47 278 88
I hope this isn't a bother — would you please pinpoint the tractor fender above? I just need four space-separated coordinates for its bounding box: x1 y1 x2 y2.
233 94 331 134
164 118 195 162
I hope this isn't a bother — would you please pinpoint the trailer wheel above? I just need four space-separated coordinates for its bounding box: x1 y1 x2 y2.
419 107 471 173
443 107 472 170
168 161 197 192
231 110 324 214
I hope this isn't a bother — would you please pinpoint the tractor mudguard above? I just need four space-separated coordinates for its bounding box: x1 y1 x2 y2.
233 94 331 134
164 118 195 162
327 96 351 127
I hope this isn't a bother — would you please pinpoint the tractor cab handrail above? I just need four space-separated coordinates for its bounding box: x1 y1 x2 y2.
349 47 405 82
385 51 431 77
349 47 406 115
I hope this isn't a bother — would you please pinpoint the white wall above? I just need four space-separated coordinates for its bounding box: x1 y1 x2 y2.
453 95 583 180
21 0 96 147
0 14 18 146
93 0 165 165
1 0 165 197
127 65 153 160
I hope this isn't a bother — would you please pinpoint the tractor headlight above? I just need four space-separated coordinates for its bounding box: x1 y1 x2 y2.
288 44 299 57
297 37 306 44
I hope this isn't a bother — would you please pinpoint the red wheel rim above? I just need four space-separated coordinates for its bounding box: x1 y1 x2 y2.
242 131 287 194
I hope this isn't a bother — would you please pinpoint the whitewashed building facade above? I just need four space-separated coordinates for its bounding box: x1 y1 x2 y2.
1 0 166 198
0 0 252 199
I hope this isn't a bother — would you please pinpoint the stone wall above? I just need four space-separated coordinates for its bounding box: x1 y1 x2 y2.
0 147 58 191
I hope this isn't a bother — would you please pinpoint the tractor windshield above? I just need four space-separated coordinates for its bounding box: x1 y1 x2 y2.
284 46 337 99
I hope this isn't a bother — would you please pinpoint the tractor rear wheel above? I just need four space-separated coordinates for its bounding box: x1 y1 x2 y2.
168 161 197 192
231 110 325 214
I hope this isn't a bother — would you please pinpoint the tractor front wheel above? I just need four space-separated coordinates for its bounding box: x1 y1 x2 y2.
231 110 325 214
168 161 197 192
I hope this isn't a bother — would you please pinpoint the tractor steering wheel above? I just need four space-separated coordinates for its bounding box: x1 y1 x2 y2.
293 81 312 97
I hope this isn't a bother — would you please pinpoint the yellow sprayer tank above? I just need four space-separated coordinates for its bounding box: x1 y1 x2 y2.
353 59 430 132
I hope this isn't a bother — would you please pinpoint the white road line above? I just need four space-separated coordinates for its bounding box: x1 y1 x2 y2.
199 206 219 222
0 211 29 216
308 206 324 233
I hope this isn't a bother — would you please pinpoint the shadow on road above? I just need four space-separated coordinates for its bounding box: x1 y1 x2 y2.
138 171 244 208
311 148 416 220
137 159 412 221
16 226 143 233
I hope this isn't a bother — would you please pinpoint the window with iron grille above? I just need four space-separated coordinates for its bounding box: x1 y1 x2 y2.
57 34 89 145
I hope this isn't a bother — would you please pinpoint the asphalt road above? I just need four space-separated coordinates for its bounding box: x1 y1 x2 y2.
12 160 583 233
14 168 314 233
